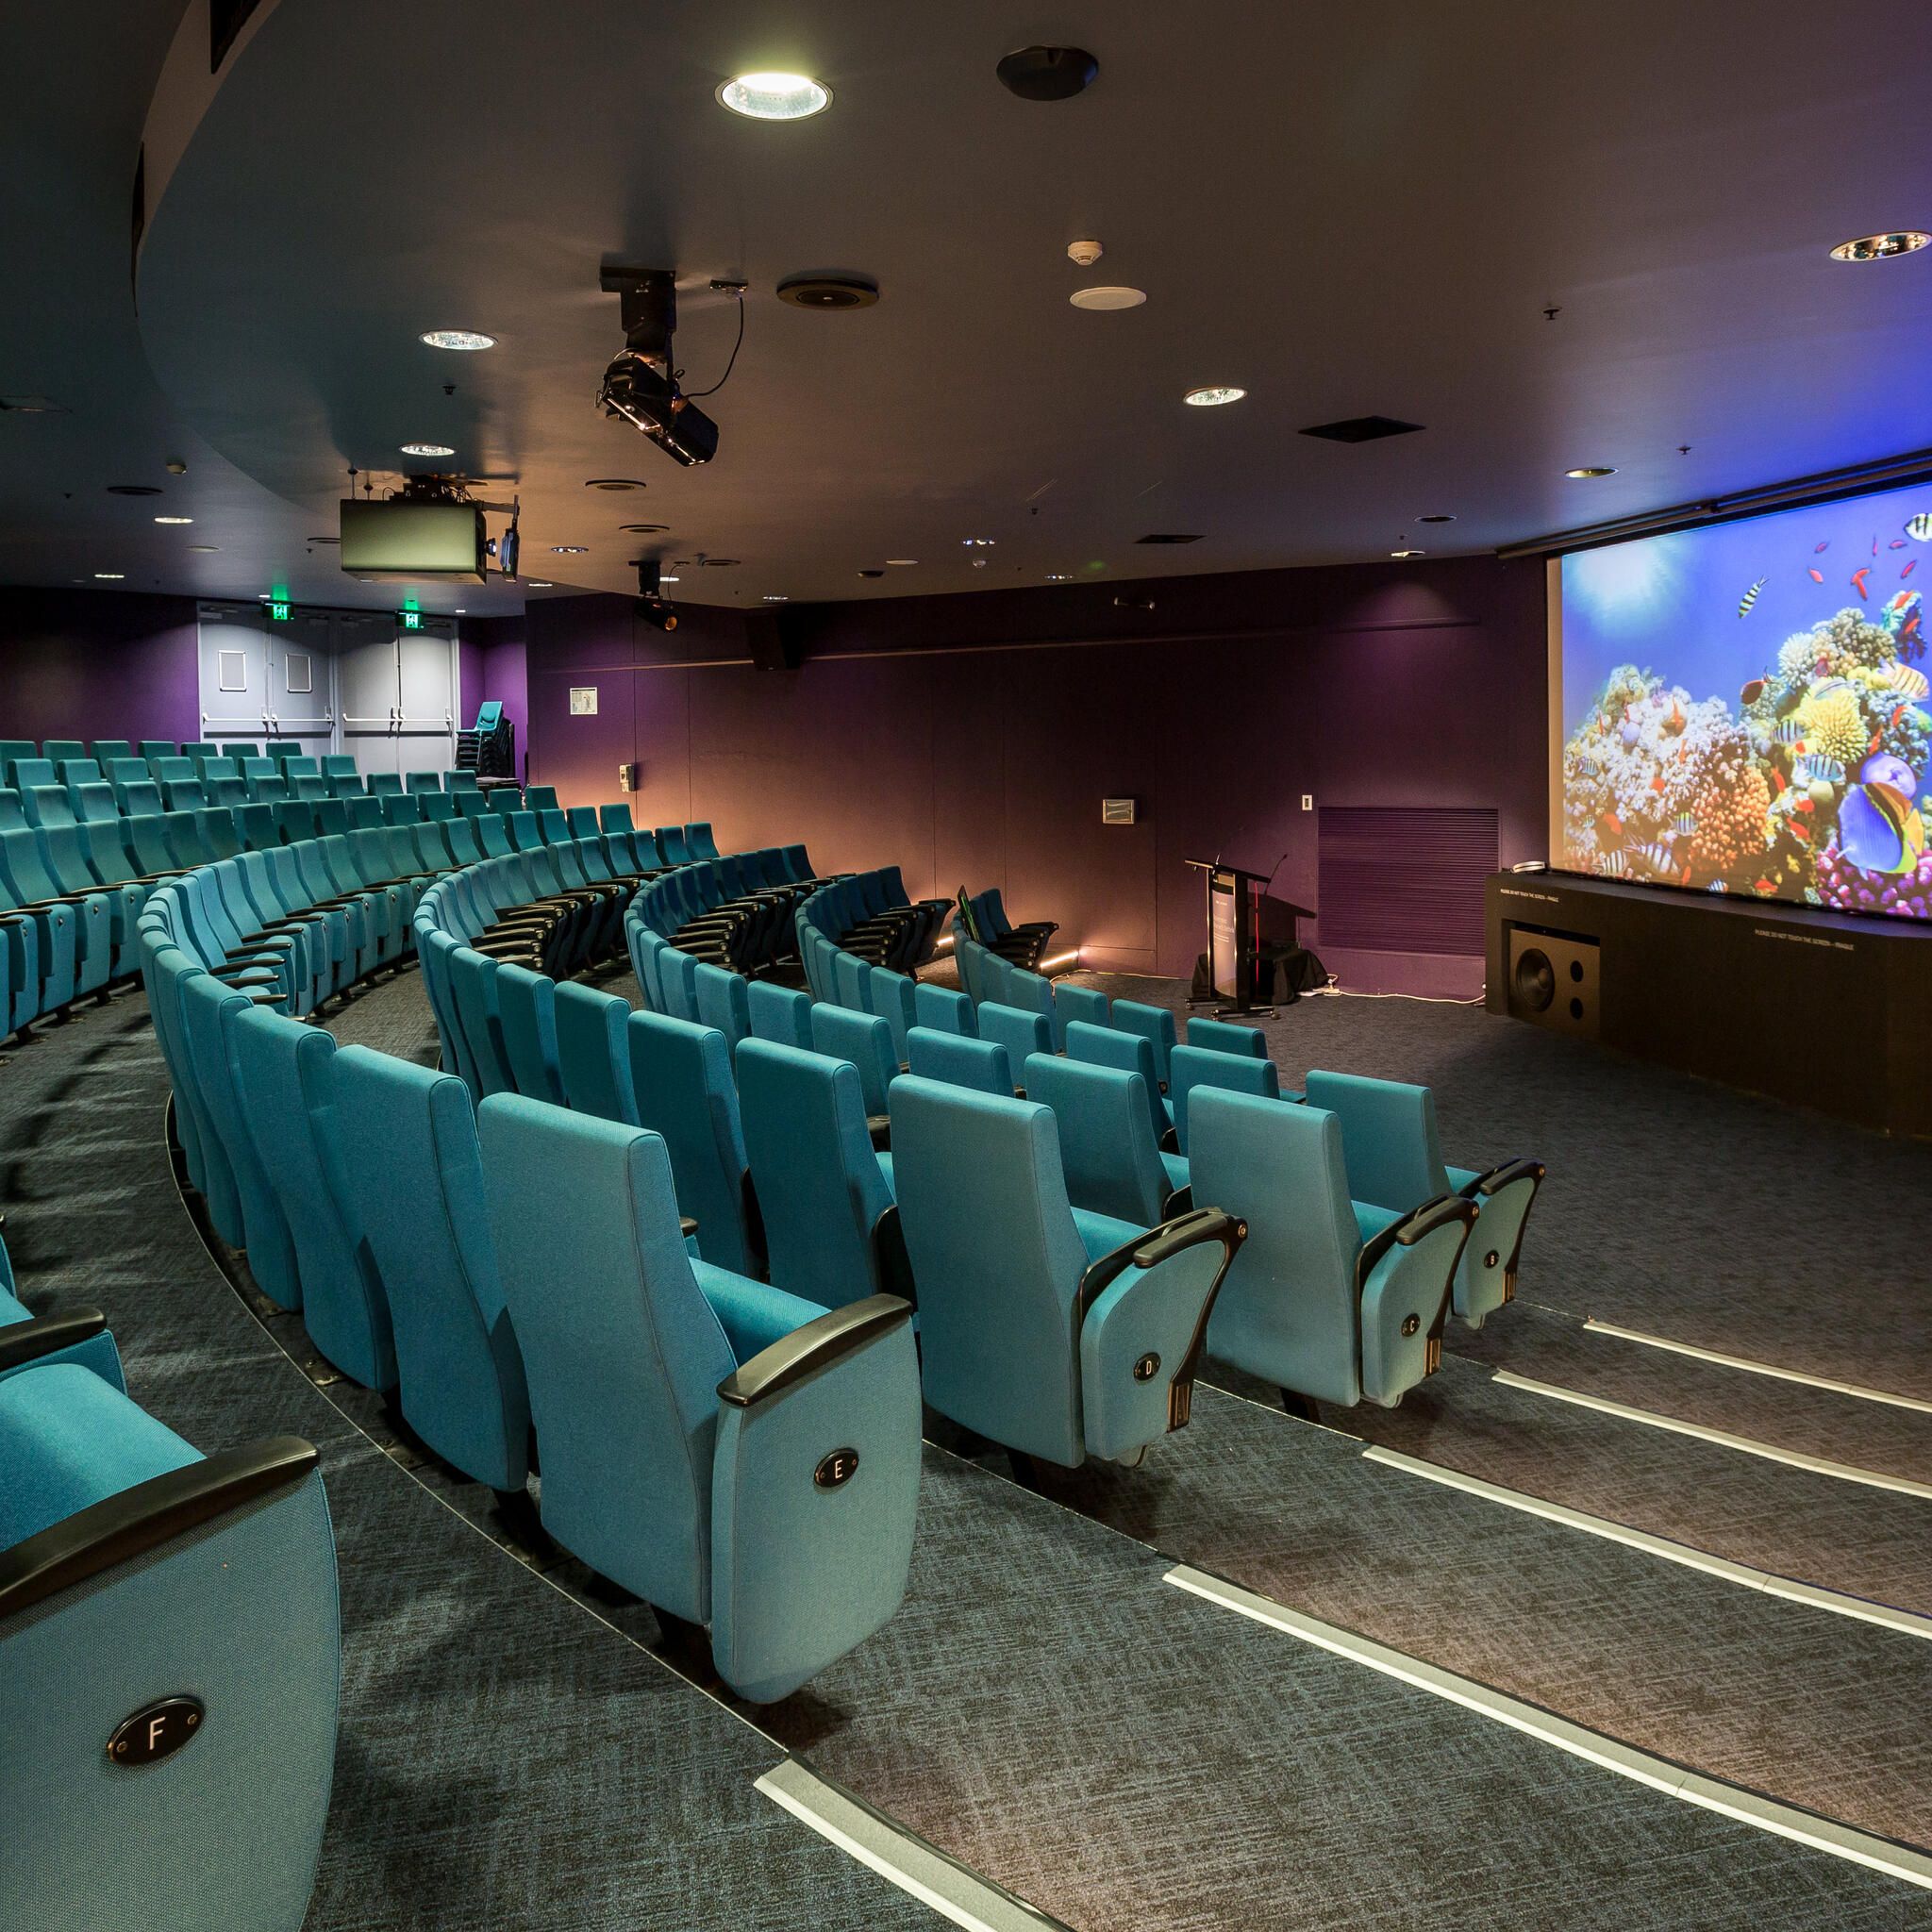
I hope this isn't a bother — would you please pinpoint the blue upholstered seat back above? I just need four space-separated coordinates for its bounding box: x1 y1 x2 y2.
1023 1053 1168 1226
887 1076 1088 1465
905 1025 1012 1096
738 1041 892 1307
693 960 752 1052
494 961 565 1105
1108 998 1176 1086
1168 1043 1280 1153
331 1045 529 1491
912 981 975 1037
477 1097 736 1620
974 1001 1052 1081
1063 1020 1169 1146
808 1003 897 1117
448 948 513 1097
746 977 813 1051
625 1010 755 1274
1187 1015 1268 1059
553 980 640 1124
1302 1069 1448 1210
1188 1088 1364 1405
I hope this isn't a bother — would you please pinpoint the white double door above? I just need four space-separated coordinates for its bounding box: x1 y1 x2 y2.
196 604 458 772
337 614 458 778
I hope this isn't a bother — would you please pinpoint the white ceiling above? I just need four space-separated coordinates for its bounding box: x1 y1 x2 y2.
7 1 1932 614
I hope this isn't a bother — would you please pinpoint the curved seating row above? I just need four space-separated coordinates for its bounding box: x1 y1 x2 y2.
796 867 949 993
123 822 923 1707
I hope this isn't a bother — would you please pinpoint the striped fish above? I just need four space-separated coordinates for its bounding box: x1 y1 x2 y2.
1908 512 1932 542
1887 662 1930 700
1738 575 1766 618
1774 719 1807 745
1792 753 1845 786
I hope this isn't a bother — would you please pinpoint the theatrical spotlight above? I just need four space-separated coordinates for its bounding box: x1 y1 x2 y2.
597 266 724 467
634 556 679 631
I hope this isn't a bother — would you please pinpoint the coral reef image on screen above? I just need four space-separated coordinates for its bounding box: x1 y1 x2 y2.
1558 481 1931 918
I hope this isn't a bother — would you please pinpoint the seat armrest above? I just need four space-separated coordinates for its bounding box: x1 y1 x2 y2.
1074 1207 1245 1325
0 1307 108 1375
1459 1156 1546 1199
717 1294 912 1409
0 1438 318 1628
1356 1192 1476 1287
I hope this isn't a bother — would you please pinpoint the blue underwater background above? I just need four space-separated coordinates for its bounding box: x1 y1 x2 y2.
1557 479 1932 919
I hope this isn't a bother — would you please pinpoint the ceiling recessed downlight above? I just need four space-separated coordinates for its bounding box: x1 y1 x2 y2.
400 442 455 458
886 558 918 566
1184 386 1246 407
763 593 789 602
420 329 494 352
189 544 218 552
93 572 125 579
1566 466 1616 478
658 575 680 583
527 580 553 589
154 514 193 525
718 73 831 121
1070 286 1146 311
551 544 588 554
1829 231 1930 262
1391 548 1425 559
585 477 647 491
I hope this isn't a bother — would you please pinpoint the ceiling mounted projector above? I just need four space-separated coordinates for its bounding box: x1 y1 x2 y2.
596 265 721 467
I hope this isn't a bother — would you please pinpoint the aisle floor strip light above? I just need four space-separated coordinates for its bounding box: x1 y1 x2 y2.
1491 1371 1932 1500
1165 1565 1932 1892
1582 1318 1932 1415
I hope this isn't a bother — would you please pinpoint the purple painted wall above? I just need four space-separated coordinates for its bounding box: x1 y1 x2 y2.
525 557 1548 994
0 587 201 747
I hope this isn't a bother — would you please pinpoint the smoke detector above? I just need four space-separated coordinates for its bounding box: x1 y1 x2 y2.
1067 240 1103 267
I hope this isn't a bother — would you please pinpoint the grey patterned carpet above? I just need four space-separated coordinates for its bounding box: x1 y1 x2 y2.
8 971 1931 1928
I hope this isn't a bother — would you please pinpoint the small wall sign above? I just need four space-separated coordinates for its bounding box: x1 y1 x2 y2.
569 687 599 716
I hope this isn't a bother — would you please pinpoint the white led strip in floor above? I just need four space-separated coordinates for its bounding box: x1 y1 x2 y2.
1581 1319 1932 1416
1491 1370 1932 1499
1165 1565 1932 1892
1362 1444 1932 1641
757 1757 1070 1932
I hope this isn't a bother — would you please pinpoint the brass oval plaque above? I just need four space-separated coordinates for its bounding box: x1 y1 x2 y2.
1400 1314 1421 1337
1133 1352 1161 1382
108 1697 203 1768
1484 1249 1500 1270
814 1447 860 1490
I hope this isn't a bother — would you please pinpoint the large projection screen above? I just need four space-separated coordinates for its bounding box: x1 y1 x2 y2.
1550 480 1932 920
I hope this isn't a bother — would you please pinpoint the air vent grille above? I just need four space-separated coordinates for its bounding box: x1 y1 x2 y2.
1317 807 1496 954
1299 416 1424 444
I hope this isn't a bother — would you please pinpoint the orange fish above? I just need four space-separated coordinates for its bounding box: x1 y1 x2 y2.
1790 817 1809 841
1679 867 1692 886
1771 769 1787 793
1906 560 1918 578
1797 797 1814 813
1755 877 1775 892
1893 706 1908 728
1807 568 1824 583
1740 678 1767 705
1852 566 1872 600
1649 773 1666 793
1871 733 1882 753
1600 811 1624 839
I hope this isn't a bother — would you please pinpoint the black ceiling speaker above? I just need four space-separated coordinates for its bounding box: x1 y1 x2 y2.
776 274 880 310
1299 415 1424 443
996 46 1099 101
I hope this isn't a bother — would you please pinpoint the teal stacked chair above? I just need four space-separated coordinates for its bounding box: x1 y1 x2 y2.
1188 1086 1476 1410
477 1094 920 1703
888 1076 1244 1470
330 1045 532 1495
1299 1070 1545 1329
0 1360 339 1932
738 1041 909 1308
626 1010 758 1274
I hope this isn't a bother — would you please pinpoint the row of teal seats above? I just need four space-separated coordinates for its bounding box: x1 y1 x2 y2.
795 866 948 984
951 884 1058 971
625 845 823 1004
138 828 916 1703
0 1225 340 1932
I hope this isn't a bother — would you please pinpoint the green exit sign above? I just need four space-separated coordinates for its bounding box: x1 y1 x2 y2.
400 609 423 630
269 600 291 623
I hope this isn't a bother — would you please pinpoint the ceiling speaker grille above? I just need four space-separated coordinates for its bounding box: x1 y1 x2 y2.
1317 807 1496 954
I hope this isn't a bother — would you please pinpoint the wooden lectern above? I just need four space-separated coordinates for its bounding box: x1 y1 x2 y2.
1184 858 1275 1017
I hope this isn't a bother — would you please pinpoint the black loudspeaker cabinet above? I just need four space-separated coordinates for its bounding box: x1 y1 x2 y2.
1505 924 1599 1039
1487 872 1932 1138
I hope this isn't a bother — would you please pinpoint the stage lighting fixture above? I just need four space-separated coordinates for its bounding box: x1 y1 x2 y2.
634 556 679 631
597 266 722 467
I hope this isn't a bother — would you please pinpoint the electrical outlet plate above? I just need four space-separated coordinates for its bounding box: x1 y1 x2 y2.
1301 794 1313 811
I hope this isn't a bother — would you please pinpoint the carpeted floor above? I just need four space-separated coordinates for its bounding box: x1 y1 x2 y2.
1067 970 1932 1403
11 968 1932 1928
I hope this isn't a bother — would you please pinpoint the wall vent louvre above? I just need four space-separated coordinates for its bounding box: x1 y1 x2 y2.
1316 807 1496 955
